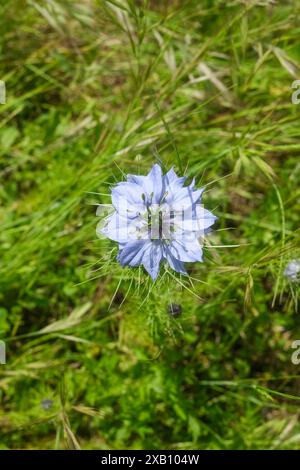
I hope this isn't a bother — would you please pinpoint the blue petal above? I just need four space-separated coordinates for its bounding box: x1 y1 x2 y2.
163 246 187 275
100 212 145 243
166 184 204 208
142 242 163 280
163 167 186 189
127 174 146 186
145 164 164 204
118 240 151 266
168 239 203 262
112 182 145 216
128 164 164 204
173 205 217 232
195 206 217 230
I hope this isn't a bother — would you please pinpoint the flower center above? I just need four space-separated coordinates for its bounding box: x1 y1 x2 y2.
147 209 163 240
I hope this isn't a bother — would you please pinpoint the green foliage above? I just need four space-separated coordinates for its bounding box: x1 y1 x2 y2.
0 0 299 450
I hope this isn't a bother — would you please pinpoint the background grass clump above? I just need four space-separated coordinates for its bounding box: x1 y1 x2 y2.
0 0 300 450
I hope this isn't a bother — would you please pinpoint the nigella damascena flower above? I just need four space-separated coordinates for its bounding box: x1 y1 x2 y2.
98 164 217 280
284 260 300 283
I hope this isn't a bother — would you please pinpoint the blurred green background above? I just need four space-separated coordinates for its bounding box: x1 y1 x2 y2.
0 0 300 450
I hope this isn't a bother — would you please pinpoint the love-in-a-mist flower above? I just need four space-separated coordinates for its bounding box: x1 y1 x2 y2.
99 164 217 280
284 260 300 283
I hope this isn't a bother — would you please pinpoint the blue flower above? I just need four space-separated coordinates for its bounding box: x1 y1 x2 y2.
284 260 300 283
99 164 217 280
